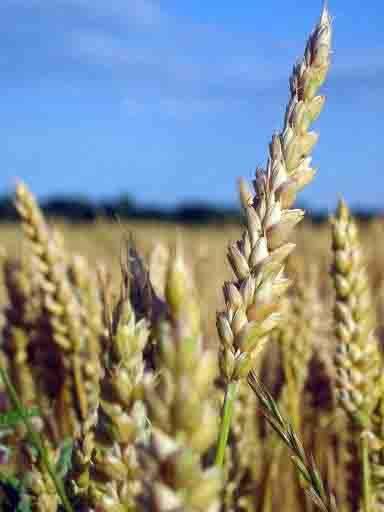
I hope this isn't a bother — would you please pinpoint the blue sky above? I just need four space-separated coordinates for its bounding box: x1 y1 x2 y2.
1 1 383 211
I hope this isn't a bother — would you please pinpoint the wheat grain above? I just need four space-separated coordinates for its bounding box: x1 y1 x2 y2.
141 246 221 511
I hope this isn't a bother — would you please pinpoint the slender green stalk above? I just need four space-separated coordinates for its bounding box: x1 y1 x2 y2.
248 371 337 512
0 366 74 512
215 381 239 467
360 433 371 512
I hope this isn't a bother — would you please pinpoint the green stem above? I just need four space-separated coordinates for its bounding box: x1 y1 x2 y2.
360 432 371 512
215 380 238 467
0 366 74 512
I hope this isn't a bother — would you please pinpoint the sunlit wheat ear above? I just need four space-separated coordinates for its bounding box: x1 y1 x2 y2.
331 199 381 427
88 246 149 511
217 6 332 382
141 246 221 511
14 183 100 439
331 199 384 512
214 5 332 471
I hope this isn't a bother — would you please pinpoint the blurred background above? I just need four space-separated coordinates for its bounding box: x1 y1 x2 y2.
0 0 383 221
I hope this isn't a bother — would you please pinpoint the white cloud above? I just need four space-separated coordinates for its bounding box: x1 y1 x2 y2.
123 95 234 120
67 0 162 25
3 0 383 109
66 24 288 88
1 0 162 26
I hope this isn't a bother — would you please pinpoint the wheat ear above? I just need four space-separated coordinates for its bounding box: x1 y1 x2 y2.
14 182 100 439
88 248 149 511
141 246 221 511
331 199 384 512
215 5 332 466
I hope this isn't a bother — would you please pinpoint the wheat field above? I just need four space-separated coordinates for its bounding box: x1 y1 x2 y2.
1 214 384 512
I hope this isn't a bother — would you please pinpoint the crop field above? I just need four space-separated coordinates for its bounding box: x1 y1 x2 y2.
1 5 384 512
1 212 384 512
1 217 383 340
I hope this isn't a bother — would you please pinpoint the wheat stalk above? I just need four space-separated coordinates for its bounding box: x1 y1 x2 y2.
248 371 338 512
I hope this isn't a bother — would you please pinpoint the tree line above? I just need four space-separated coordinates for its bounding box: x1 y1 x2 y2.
0 194 380 224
